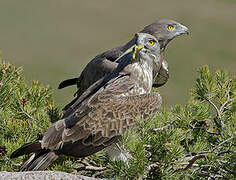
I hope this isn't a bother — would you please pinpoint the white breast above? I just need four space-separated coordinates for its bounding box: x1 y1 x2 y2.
121 62 153 96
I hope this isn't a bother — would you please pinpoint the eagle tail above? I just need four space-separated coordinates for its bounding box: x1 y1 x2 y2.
10 141 42 159
58 78 78 89
19 150 58 171
11 141 58 171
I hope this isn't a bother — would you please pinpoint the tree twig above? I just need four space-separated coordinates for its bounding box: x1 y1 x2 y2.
219 90 231 113
172 137 233 174
173 154 206 172
153 121 174 132
75 158 106 172
20 108 37 122
189 124 220 135
92 169 109 178
183 154 206 170
211 136 233 152
198 136 233 155
206 97 224 130
198 171 223 178
217 149 231 156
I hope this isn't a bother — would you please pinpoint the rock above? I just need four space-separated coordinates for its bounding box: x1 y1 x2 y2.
0 171 100 180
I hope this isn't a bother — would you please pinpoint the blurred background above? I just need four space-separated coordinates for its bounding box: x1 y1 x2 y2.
0 0 235 108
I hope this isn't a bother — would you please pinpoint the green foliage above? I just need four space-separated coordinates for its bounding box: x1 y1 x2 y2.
0 59 61 171
0 59 103 173
0 60 235 179
104 65 236 179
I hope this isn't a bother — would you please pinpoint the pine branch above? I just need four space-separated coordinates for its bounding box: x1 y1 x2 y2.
152 121 174 132
19 108 37 122
205 97 224 130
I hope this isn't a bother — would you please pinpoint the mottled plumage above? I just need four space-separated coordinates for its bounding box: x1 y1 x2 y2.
11 33 162 171
58 19 189 111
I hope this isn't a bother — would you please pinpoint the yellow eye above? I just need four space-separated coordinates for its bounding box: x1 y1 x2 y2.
168 25 174 31
148 40 155 46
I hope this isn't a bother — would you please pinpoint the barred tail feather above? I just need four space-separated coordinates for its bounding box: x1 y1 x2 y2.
20 150 58 171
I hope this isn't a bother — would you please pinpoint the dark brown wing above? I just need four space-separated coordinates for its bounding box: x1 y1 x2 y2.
61 48 134 113
42 74 162 156
62 77 105 117
59 55 120 112
62 50 134 118
76 57 118 97
57 92 162 158
57 45 123 90
41 75 134 149
153 59 169 88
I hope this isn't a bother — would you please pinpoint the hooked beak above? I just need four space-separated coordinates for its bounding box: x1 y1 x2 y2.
132 45 144 60
179 24 190 35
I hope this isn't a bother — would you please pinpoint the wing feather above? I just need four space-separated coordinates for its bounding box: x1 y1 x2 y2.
42 67 161 157
59 92 162 152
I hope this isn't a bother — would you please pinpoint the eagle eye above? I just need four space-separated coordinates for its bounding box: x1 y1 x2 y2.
168 25 175 31
148 40 155 46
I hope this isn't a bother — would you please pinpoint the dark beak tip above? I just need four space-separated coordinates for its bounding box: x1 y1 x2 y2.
180 24 190 36
186 29 190 35
181 29 190 36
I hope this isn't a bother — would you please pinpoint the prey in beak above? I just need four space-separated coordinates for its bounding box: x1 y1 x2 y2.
132 45 144 60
